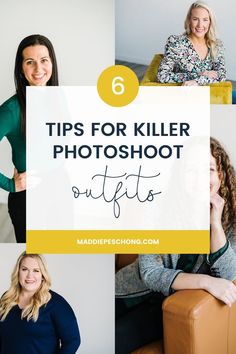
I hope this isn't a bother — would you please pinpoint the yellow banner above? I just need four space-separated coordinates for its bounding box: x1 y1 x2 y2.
27 230 210 254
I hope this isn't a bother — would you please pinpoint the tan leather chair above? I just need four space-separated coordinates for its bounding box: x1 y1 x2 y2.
140 54 233 105
116 254 236 354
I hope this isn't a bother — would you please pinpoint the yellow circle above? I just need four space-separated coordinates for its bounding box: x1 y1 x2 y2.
97 65 139 107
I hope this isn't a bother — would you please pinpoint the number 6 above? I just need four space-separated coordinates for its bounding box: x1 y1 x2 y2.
112 76 125 95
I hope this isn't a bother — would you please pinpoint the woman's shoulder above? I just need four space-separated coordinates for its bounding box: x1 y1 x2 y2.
48 290 76 319
49 290 73 310
0 94 19 116
166 34 188 44
216 38 224 45
49 290 67 302
1 94 18 108
215 39 224 50
116 258 151 298
164 35 189 53
226 227 236 244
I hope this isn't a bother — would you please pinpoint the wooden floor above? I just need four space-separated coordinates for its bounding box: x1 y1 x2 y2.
116 59 236 89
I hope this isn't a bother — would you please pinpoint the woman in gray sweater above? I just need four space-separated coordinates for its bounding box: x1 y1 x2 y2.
116 137 236 353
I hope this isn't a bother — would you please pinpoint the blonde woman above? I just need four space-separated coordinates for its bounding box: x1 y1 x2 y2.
157 1 226 86
0 253 80 354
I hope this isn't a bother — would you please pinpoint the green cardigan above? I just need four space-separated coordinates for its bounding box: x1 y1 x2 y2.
0 95 25 192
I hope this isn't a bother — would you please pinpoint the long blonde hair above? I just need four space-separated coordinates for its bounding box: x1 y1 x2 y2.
0 253 51 322
184 1 219 58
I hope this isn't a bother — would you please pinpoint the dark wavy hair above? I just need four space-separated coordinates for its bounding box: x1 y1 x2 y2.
210 137 236 234
14 34 59 135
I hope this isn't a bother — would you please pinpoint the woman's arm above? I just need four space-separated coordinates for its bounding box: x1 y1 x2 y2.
0 104 16 192
172 272 236 307
157 36 193 83
0 173 15 192
0 168 26 193
210 192 226 252
13 169 26 192
139 254 183 297
116 258 151 297
140 253 236 306
194 41 226 85
212 41 227 81
208 192 236 279
52 294 80 354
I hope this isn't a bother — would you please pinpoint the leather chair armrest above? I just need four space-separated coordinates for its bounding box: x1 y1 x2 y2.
132 340 164 354
162 281 236 354
115 254 138 272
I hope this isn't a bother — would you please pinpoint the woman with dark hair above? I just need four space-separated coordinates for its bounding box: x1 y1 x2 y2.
0 252 81 353
157 1 226 86
116 137 236 353
0 34 58 242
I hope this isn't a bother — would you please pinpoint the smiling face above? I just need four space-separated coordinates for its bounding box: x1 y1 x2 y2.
22 45 52 86
189 7 210 39
19 257 43 295
210 154 221 197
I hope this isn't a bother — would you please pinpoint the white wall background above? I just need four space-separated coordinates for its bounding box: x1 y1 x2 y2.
0 245 115 354
0 0 114 203
116 0 236 80
211 105 236 166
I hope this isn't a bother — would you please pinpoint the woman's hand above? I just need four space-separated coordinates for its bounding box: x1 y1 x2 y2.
172 273 236 307
182 80 199 86
14 168 26 192
205 276 236 307
210 193 226 252
210 193 224 228
201 70 218 79
13 169 42 191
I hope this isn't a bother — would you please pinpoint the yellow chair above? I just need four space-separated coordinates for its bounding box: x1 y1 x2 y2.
140 54 232 104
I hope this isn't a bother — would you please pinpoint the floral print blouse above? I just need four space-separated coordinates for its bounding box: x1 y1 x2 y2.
157 34 226 85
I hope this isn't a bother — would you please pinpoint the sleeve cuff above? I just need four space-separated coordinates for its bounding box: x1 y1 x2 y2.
10 178 16 192
0 176 16 192
207 241 229 265
169 270 184 294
